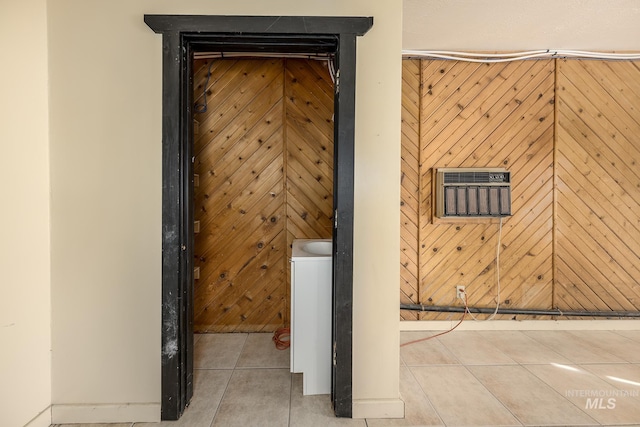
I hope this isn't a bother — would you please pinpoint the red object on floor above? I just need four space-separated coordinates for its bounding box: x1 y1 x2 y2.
273 327 291 350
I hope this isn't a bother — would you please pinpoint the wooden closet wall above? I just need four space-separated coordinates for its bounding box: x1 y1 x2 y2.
192 58 334 332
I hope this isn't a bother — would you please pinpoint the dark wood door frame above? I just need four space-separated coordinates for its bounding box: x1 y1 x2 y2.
145 15 372 421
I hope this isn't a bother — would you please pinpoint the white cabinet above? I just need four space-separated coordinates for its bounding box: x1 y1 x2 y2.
290 239 332 395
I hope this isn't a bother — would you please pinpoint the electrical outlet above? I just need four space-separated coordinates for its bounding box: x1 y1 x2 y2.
456 285 465 299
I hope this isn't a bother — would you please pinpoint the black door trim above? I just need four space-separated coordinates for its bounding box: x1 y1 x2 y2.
144 15 373 420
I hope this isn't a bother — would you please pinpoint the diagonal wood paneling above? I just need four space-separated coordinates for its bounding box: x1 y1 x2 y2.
400 60 421 320
285 59 334 240
555 59 640 312
402 57 640 321
404 59 556 320
192 58 334 332
193 58 287 332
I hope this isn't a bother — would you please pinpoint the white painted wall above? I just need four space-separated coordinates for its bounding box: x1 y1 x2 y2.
48 1 163 421
404 0 640 50
48 0 402 422
0 1 52 426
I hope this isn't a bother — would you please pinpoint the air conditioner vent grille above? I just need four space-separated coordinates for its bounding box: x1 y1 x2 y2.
443 171 510 184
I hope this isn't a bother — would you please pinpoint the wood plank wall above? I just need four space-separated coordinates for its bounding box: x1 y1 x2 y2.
192 58 334 332
556 60 640 313
401 58 640 321
400 60 421 320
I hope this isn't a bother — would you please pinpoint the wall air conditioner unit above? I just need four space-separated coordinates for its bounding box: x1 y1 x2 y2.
434 168 511 218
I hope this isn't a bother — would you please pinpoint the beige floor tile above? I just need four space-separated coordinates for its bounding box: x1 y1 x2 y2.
568 330 640 363
411 366 521 426
194 333 247 369
127 330 640 427
583 364 640 425
400 332 460 366
236 333 290 368
436 331 517 365
526 363 640 425
289 373 366 427
581 363 640 389
193 333 202 345
524 330 625 364
212 368 290 427
469 365 597 426
477 331 571 364
367 367 444 427
613 330 640 342
136 369 232 427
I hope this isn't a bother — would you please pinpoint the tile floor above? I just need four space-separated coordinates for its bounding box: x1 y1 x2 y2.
52 330 640 427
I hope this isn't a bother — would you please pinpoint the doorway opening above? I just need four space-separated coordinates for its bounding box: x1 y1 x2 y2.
144 15 373 420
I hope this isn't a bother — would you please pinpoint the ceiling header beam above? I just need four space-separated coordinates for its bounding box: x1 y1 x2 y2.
144 15 373 36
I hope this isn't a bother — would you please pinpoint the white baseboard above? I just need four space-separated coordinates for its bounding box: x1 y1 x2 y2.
400 319 640 331
51 403 160 424
25 406 51 427
352 398 404 419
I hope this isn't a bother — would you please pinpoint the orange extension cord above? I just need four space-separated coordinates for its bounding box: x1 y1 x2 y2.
400 292 470 347
273 327 291 350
